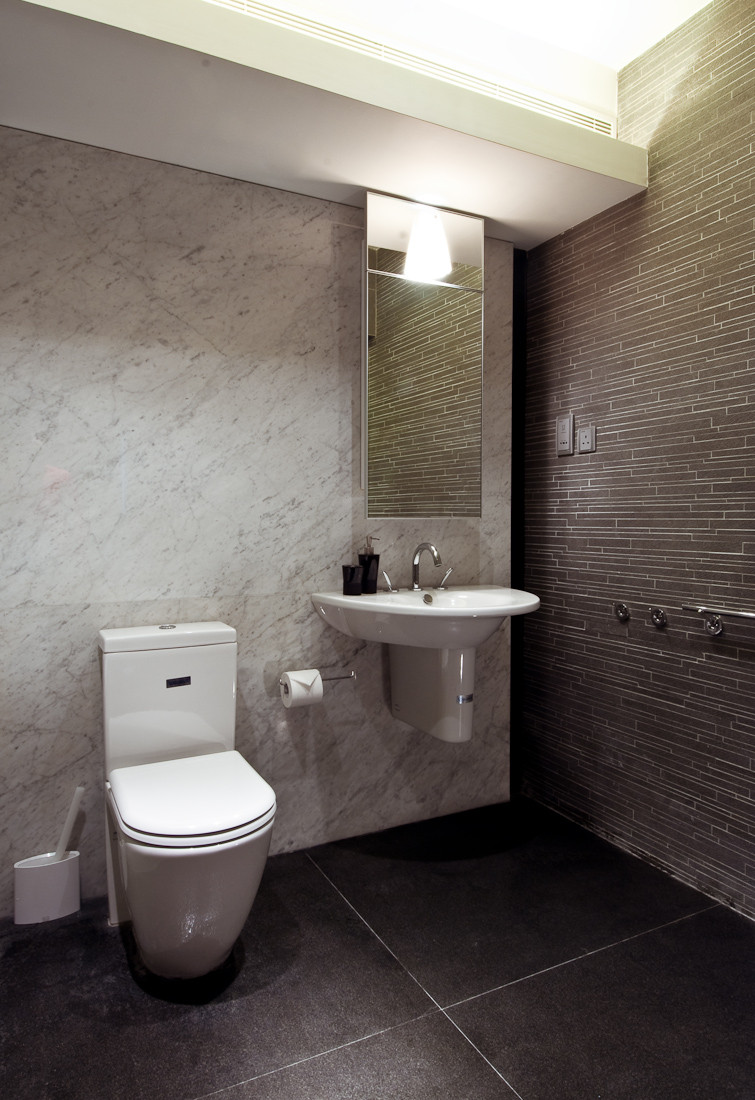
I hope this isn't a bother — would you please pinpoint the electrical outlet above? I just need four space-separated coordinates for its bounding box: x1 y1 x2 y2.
556 414 573 455
577 425 596 453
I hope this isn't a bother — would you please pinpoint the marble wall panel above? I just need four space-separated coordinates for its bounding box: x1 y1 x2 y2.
0 125 513 916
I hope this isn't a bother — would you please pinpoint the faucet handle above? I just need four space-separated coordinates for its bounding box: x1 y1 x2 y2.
381 570 397 592
436 567 454 589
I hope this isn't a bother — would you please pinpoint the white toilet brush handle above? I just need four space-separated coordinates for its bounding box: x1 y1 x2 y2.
53 786 85 862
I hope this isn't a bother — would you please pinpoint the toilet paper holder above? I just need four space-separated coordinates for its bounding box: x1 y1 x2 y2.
321 670 356 683
279 670 355 686
278 669 356 696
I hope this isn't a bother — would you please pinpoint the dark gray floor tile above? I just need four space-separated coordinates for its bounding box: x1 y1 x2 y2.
211 1012 519 1100
448 905 755 1100
309 800 712 1005
0 853 432 1100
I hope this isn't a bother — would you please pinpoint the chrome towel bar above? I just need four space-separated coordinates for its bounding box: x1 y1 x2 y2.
682 604 755 637
682 604 755 619
612 602 755 637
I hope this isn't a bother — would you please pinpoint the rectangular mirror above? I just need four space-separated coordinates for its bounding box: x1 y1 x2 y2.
365 193 484 518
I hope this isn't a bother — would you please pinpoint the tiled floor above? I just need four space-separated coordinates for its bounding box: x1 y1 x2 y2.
2 800 754 1099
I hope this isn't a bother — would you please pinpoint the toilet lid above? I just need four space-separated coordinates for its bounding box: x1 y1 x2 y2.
108 751 276 843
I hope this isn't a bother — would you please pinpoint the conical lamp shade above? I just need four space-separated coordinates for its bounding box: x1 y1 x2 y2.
404 207 452 281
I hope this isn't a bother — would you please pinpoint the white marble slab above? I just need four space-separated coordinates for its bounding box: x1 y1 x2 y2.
0 125 512 914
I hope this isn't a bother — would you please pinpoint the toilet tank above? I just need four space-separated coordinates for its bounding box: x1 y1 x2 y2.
99 622 238 774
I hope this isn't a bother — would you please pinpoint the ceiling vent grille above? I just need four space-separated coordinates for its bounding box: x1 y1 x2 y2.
204 0 615 136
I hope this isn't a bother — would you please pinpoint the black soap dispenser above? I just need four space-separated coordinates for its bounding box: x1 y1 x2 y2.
358 535 380 594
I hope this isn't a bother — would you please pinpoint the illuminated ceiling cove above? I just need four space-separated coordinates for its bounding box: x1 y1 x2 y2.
0 0 711 246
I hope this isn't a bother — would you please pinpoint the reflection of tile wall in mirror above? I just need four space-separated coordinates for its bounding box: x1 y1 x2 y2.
365 195 484 518
367 267 482 517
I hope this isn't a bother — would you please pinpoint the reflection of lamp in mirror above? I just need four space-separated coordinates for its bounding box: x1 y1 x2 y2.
404 206 452 282
365 192 484 518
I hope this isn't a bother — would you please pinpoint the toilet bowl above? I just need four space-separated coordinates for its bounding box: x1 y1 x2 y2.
99 622 276 980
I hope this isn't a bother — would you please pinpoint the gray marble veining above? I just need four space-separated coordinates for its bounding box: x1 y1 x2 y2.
0 124 513 915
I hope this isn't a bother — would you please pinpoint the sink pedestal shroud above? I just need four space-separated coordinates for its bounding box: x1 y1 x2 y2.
389 645 475 742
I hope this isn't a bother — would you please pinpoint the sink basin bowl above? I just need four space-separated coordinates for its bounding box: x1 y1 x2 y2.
311 585 540 649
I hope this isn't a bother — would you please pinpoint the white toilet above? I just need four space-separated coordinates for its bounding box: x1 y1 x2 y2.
98 621 276 980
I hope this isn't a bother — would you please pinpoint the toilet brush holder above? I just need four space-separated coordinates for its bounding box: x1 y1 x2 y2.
14 851 80 924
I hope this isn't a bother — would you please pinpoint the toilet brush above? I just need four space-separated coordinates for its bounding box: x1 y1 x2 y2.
13 785 85 923
53 786 85 862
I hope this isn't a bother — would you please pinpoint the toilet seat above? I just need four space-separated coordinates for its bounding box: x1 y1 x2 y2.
108 750 276 848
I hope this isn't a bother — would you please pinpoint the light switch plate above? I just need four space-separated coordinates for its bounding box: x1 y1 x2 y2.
556 414 573 455
578 425 596 453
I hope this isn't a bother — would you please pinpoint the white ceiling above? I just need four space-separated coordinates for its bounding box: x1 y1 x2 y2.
277 0 712 70
0 0 710 248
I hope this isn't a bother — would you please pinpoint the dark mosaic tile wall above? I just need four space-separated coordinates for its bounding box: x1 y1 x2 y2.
521 0 755 917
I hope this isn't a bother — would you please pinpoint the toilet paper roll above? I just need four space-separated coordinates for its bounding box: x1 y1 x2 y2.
280 669 324 709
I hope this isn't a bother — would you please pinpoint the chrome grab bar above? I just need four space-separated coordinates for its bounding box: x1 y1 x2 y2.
682 604 755 620
682 604 755 637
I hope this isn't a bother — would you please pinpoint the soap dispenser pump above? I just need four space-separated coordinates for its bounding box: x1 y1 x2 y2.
358 535 380 594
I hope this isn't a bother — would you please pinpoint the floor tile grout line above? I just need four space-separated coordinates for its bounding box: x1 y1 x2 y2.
190 852 451 1100
195 850 536 1100
442 901 723 1012
440 1009 527 1100
305 855 724 1096
189 1011 443 1100
306 850 721 1015
305 851 444 1008
192 857 724 1100
304 852 554 1099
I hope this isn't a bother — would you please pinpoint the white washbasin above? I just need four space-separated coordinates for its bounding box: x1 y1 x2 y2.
311 585 540 649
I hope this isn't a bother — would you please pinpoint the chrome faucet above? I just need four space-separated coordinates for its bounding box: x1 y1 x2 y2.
411 542 442 590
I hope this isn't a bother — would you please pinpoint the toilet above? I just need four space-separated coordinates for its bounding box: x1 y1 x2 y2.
98 621 276 980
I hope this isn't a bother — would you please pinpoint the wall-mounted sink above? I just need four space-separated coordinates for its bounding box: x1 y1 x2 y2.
311 585 540 648
311 585 539 744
